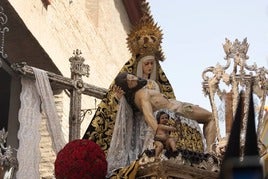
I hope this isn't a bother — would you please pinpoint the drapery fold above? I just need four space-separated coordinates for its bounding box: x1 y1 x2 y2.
106 96 151 176
17 68 66 179
33 68 66 153
17 77 42 179
106 97 205 177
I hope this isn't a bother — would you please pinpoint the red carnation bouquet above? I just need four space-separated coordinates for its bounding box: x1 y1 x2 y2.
55 139 107 179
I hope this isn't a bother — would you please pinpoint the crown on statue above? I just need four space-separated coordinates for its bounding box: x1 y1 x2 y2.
126 1 164 61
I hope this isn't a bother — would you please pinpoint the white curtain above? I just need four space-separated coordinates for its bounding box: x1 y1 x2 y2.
16 68 66 179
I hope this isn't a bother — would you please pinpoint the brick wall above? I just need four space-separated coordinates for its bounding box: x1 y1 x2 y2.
39 94 63 178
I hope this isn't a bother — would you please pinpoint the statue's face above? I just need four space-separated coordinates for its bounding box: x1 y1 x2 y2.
126 74 138 89
142 58 155 78
125 73 148 93
159 113 169 124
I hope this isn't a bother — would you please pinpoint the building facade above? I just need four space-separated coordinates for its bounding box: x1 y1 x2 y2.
1 0 142 177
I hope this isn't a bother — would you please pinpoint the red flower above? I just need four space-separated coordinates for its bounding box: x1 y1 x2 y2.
55 139 107 179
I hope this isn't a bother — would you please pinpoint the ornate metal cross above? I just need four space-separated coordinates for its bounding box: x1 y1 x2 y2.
68 49 90 141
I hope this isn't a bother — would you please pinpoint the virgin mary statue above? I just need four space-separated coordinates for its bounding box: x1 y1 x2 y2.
83 1 205 177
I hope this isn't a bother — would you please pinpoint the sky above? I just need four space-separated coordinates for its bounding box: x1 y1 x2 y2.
148 0 268 112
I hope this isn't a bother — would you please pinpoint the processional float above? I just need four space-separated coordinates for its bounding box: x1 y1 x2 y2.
135 38 268 179
1 0 268 177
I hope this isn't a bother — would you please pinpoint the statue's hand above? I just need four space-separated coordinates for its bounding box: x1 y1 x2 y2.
112 85 125 100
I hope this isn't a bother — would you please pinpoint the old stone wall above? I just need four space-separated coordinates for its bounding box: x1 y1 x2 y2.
8 0 132 177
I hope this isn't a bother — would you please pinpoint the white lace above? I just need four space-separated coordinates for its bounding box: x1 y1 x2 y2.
106 97 206 176
106 97 150 176
16 68 66 179
17 77 42 179
33 68 66 153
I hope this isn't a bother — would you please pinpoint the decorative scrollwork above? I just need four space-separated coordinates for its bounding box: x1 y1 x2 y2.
69 49 90 77
81 98 97 122
0 128 18 172
10 62 28 75
0 6 9 59
222 38 249 60
202 38 268 148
